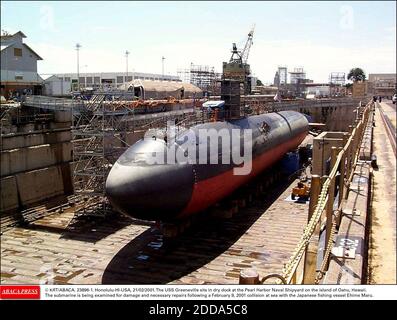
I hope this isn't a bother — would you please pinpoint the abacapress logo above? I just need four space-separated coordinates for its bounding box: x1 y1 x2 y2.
0 286 41 300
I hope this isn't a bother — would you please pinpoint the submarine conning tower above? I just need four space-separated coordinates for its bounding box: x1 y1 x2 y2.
220 41 252 121
220 77 245 120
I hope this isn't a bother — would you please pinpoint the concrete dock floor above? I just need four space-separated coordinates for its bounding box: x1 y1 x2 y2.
0 176 309 285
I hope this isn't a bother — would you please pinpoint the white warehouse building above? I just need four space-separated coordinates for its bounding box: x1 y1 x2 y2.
47 71 181 94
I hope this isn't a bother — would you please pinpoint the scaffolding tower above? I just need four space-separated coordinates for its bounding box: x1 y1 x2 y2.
177 68 191 83
191 65 217 92
72 91 135 216
177 64 221 96
328 72 346 97
329 72 346 85
289 67 306 84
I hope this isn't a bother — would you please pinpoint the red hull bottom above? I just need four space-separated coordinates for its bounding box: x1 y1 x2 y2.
179 132 307 218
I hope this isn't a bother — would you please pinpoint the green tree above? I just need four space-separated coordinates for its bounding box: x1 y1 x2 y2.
256 79 263 86
347 68 366 82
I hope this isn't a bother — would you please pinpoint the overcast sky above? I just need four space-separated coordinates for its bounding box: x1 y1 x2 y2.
1 1 396 83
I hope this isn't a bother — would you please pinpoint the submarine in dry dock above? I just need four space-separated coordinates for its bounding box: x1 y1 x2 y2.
106 31 309 221
105 109 309 221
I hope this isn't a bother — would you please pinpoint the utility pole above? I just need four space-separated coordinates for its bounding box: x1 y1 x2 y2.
76 43 81 91
125 50 130 87
162 56 165 80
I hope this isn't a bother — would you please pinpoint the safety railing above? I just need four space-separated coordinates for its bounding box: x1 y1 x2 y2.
261 100 373 285
263 97 364 113
24 95 77 110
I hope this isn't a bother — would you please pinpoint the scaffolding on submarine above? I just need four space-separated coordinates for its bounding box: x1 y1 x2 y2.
71 90 205 216
71 90 136 216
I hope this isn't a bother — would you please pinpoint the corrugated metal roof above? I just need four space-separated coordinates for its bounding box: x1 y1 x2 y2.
0 41 42 60
0 31 26 40
23 43 43 60
13 31 27 38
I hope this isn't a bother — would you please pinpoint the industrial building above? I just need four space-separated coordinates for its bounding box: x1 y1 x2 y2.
305 83 331 98
50 71 181 93
0 31 43 99
271 68 347 99
273 66 288 87
271 66 313 98
367 73 396 98
251 85 278 96
41 71 183 96
305 84 347 99
289 67 306 84
42 75 71 96
273 66 308 87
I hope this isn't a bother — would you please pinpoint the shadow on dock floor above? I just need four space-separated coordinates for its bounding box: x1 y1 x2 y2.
19 211 153 243
101 178 290 284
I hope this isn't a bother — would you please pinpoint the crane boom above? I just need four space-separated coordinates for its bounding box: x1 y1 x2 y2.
241 25 255 64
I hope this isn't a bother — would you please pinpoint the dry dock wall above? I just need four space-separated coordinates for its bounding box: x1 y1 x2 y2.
1 130 71 150
1 108 73 214
323 106 374 284
302 105 358 131
1 165 69 212
1 142 71 176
